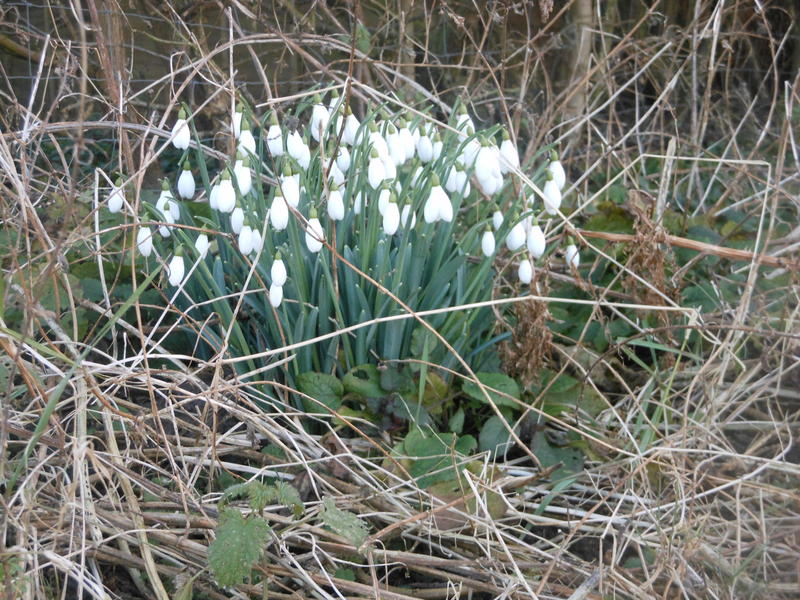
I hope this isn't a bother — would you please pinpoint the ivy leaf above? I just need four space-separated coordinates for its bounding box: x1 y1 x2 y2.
297 372 343 412
462 372 520 409
208 508 270 587
319 497 369 549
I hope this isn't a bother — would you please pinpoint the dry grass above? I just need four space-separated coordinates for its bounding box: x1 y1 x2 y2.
1 2 799 599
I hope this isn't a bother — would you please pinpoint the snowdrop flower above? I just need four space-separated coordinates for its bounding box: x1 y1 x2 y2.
107 177 124 213
492 210 504 230
167 247 185 286
423 174 452 223
238 224 254 255
155 179 178 235
481 228 496 257
416 130 434 163
233 155 252 196
280 165 300 208
271 253 287 286
238 119 256 155
336 145 351 172
455 105 475 139
565 241 580 270
342 106 360 145
431 132 443 160
547 150 566 191
526 221 546 259
456 168 470 196
398 119 415 161
231 205 244 234
400 204 416 228
216 171 236 213
209 183 220 210
328 160 346 187
506 220 526 251
297 139 311 170
195 233 210 259
386 123 405 166
305 209 324 253
310 95 330 143
266 112 284 156
287 129 306 161
171 107 190 150
499 130 520 174
475 142 503 196
328 184 345 221
232 101 243 138
383 200 400 235
377 187 391 215
270 193 289 231
460 137 481 168
367 123 390 163
368 149 387 190
353 191 365 215
136 226 154 257
250 228 263 257
269 282 284 308
444 165 460 193
518 258 533 284
543 172 562 215
177 161 195 199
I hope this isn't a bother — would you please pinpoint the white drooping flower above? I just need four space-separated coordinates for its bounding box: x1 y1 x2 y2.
543 174 562 215
460 137 481 168
400 204 417 228
297 140 311 170
287 129 306 161
416 132 434 163
271 253 287 286
336 145 351 172
368 150 387 190
455 105 475 139
386 123 406 166
171 107 190 150
353 191 365 215
266 113 284 156
249 228 263 257
492 210 504 230
232 101 243 138
526 223 546 259
270 193 289 231
209 183 220 210
107 177 124 213
377 188 392 215
518 258 533 284
216 171 236 213
195 233 210 259
506 220 526 251
431 133 443 160
233 155 253 196
499 130 520 174
155 179 176 236
368 124 390 163
310 97 330 143
305 210 324 253
547 150 566 191
136 226 154 257
444 165 460 193
238 120 256 155
167 248 185 286
475 143 503 196
383 201 400 235
398 120 416 161
565 242 580 270
231 206 244 234
177 161 195 199
238 224 254 255
423 174 452 223
269 281 284 308
328 184 345 221
342 107 360 145
280 166 300 208
328 161 346 187
481 229 496 257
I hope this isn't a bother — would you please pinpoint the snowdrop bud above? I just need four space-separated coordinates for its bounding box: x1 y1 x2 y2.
270 193 289 231
400 204 416 228
237 224 253 255
547 150 566 191
107 177 124 213
266 112 284 156
234 156 253 196
543 173 562 215
336 145 351 172
171 107 190 150
378 187 391 215
231 205 244 234
271 253 287 286
167 247 185 286
232 101 243 138
506 220 526 251
499 130 520 174
481 229 496 257
368 150 387 189
383 201 400 235
250 228 263 256
305 209 324 253
177 161 195 199
136 226 154 257
432 133 443 160
342 107 360 145
217 171 236 213
287 129 305 161
416 133 434 163
238 120 256 155
269 281 284 308
518 258 533 284
310 96 330 143
328 184 345 221
195 233 210 259
281 165 300 208
209 183 220 210
492 210 504 230
526 222 546 259
565 241 580 270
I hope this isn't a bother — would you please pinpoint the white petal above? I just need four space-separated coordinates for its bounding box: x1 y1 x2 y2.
481 231 496 257
171 119 190 150
506 222 526 251
343 114 360 145
269 282 284 307
194 233 210 258
238 226 254 255
217 180 236 213
518 259 533 284
336 146 351 172
565 244 580 269
368 158 386 190
136 227 153 257
400 204 416 228
177 169 195 199
234 164 252 196
267 125 284 156
281 176 300 208
328 190 345 221
107 186 124 213
305 218 324 253
231 207 244 234
543 179 562 215
209 184 220 210
249 229 263 256
548 160 566 191
238 130 256 155
270 196 289 230
526 225 546 259
492 210 504 230
168 255 185 286
383 202 400 235
271 258 287 287
499 139 519 173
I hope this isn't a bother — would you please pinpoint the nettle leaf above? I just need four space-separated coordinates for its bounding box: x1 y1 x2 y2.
275 481 304 518
462 372 521 409
208 508 270 587
297 371 343 412
319 497 369 549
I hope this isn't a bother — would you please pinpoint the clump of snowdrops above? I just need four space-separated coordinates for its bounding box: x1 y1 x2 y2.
106 90 579 382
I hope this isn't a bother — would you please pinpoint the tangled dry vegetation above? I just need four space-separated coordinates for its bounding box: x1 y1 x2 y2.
1 2 799 599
